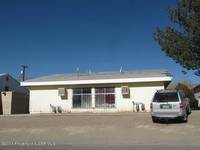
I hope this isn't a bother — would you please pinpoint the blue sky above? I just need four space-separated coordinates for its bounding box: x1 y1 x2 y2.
0 0 199 83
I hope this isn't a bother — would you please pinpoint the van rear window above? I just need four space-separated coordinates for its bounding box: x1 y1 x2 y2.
153 93 179 102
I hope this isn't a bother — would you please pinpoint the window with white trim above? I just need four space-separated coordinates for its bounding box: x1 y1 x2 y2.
95 87 115 108
72 88 92 109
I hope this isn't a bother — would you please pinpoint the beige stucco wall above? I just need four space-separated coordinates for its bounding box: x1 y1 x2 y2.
1 92 12 114
28 82 164 113
116 82 164 112
29 86 71 113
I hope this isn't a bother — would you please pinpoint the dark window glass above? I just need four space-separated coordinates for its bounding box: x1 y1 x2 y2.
95 88 104 93
82 88 91 94
5 86 9 91
153 93 179 102
73 88 81 94
73 95 81 108
106 88 114 93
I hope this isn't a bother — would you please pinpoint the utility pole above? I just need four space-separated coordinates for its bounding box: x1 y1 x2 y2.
21 65 28 81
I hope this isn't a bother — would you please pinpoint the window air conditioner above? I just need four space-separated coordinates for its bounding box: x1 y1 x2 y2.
121 86 129 95
58 88 66 96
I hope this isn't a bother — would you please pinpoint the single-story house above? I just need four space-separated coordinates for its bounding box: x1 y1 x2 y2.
21 69 173 114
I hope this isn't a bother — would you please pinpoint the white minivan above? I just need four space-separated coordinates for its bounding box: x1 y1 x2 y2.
150 90 191 123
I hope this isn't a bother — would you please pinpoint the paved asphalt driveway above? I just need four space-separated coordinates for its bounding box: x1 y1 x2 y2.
1 111 200 150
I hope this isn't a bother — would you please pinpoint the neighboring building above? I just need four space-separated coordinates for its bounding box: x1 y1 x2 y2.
192 84 200 100
167 83 200 99
0 73 29 115
0 73 28 94
21 70 172 114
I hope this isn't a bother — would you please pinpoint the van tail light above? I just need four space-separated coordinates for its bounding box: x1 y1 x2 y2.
179 103 183 109
150 103 153 109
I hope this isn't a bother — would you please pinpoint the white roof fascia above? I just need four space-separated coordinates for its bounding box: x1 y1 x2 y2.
21 76 172 86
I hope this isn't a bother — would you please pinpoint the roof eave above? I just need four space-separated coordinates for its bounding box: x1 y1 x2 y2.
21 76 173 86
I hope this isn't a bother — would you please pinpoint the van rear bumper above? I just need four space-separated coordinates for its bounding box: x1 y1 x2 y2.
152 115 183 121
150 111 184 120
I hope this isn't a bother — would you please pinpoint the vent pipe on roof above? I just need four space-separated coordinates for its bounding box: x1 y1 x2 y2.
120 66 124 75
120 66 123 73
85 68 92 74
77 68 79 77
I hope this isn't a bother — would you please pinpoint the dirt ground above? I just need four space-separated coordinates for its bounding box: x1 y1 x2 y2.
0 111 200 149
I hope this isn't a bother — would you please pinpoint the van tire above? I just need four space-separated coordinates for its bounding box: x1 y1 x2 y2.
152 117 158 123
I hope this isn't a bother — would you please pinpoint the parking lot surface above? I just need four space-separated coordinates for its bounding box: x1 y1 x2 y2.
1 111 200 149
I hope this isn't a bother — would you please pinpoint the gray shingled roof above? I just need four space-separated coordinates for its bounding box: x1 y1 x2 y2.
0 73 7 77
22 69 172 83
